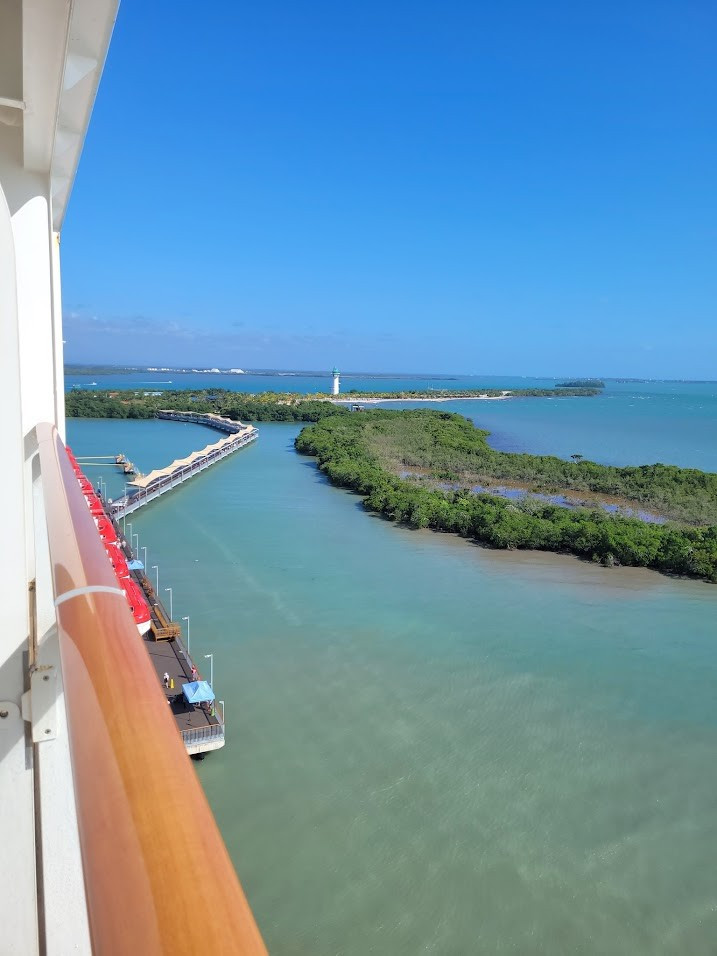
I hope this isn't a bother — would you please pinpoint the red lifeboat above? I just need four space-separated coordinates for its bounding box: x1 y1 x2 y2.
120 576 152 635
105 541 130 579
84 492 105 516
95 515 118 543
78 476 94 495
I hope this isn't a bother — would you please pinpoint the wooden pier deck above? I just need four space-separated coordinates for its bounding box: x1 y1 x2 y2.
111 513 225 756
143 635 224 755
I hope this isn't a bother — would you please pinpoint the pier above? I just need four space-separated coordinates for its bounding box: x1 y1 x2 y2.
79 410 258 753
91 410 258 754
108 410 257 520
109 506 225 756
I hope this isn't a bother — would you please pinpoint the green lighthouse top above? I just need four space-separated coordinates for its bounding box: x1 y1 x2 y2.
332 367 340 375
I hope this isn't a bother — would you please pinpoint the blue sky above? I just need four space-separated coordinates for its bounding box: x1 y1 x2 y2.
62 1 716 376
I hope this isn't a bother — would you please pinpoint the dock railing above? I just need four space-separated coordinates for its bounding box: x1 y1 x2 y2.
36 423 266 953
181 723 225 748
109 427 257 520
155 409 248 433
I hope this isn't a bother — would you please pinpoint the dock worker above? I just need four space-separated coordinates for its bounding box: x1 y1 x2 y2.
163 671 170 688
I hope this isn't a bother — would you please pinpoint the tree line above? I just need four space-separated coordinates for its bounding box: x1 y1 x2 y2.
294 410 717 582
65 388 348 423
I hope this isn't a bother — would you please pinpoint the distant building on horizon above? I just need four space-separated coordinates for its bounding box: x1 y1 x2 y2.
332 367 340 396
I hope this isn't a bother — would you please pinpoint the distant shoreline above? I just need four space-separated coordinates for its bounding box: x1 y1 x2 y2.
332 392 511 404
327 386 602 401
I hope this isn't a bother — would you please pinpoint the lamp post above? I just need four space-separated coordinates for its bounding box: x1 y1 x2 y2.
132 532 139 554
165 587 173 620
126 522 132 548
219 699 225 726
182 615 190 653
141 546 148 569
151 565 159 593
204 653 214 689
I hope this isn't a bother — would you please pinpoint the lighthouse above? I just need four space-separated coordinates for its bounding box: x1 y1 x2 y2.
332 367 340 396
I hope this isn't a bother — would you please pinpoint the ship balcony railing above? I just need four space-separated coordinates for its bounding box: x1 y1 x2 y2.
31 422 266 953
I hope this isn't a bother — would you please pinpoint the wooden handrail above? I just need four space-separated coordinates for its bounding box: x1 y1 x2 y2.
36 424 267 954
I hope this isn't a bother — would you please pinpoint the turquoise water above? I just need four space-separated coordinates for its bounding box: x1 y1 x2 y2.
441 382 717 470
67 416 717 954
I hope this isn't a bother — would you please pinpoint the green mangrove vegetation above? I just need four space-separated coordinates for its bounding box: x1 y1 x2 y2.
295 410 717 582
65 389 349 423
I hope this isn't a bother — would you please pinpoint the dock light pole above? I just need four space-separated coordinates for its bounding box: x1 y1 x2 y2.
151 565 159 593
132 532 139 554
126 522 132 547
204 653 214 689
141 546 148 569
165 587 173 620
219 700 225 726
182 615 190 652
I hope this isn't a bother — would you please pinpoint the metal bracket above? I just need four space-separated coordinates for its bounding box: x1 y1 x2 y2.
21 665 58 742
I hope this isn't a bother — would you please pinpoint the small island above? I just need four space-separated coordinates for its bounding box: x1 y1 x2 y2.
335 386 602 401
295 409 717 583
555 379 605 389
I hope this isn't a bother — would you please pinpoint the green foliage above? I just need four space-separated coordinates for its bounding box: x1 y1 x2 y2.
556 379 605 388
295 410 717 582
65 391 155 419
65 389 349 424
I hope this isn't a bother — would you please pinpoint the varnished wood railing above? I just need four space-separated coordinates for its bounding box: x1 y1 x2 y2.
36 423 267 954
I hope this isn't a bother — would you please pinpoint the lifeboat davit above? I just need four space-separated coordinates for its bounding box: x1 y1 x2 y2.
120 576 152 634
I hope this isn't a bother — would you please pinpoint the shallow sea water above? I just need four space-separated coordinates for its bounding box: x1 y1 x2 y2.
68 416 717 954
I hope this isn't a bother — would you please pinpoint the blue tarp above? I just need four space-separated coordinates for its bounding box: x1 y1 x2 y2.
127 559 144 570
182 680 215 703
